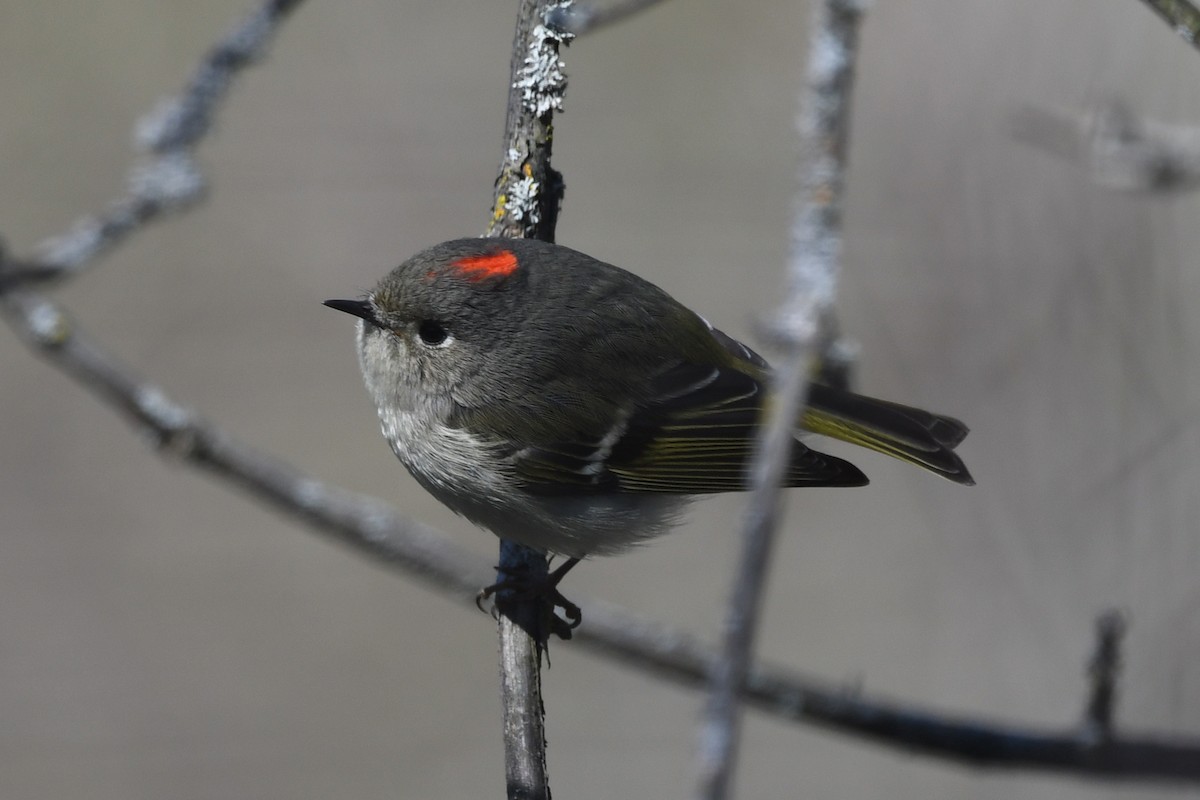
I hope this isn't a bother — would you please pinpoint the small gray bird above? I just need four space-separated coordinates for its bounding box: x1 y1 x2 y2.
326 238 972 566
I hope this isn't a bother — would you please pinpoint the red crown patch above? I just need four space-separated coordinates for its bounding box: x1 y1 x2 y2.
450 250 519 282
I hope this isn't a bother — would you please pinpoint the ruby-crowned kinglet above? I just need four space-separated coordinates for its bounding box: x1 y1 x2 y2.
326 238 973 560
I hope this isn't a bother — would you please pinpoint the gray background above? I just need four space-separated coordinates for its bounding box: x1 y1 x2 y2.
2 1 1198 798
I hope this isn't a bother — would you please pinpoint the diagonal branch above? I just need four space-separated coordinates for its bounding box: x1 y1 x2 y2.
0 287 484 601
548 0 674 36
582 602 1200 783
1136 0 1200 51
17 0 306 285
1012 102 1200 193
1 280 1199 784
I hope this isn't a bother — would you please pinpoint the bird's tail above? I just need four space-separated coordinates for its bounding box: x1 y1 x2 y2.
801 383 975 485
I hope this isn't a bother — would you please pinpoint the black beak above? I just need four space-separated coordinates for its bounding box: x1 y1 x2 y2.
323 298 376 323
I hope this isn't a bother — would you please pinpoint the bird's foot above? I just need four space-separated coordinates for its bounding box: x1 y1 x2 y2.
477 556 582 641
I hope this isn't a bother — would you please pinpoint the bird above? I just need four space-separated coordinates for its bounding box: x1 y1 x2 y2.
326 238 972 623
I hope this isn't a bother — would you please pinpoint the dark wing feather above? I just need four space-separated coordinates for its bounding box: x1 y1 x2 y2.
514 362 867 495
709 323 974 486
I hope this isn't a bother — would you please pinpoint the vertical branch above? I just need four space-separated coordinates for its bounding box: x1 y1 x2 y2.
1084 610 1127 740
496 542 552 800
694 2 868 798
486 2 573 798
487 0 572 241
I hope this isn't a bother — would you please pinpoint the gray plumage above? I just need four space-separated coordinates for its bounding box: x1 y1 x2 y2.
327 238 972 558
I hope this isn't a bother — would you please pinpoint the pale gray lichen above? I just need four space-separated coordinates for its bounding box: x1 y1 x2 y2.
135 97 188 151
136 386 192 433
134 83 224 152
38 218 105 270
128 153 206 208
220 5 275 64
293 478 329 511
134 6 276 152
135 385 198 456
514 1 575 117
506 175 541 224
809 27 849 88
360 504 402 545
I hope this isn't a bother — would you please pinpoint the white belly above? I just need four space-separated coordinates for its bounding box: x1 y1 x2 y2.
378 407 687 558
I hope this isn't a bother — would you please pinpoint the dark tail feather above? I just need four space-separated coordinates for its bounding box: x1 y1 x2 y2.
802 383 975 485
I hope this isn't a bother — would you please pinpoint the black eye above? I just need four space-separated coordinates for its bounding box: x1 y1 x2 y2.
417 320 449 346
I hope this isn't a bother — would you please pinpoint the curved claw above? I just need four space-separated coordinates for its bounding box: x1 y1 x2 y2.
476 557 583 640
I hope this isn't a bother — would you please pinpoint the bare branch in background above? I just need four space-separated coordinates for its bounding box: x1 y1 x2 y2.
1136 0 1200 51
547 0 673 36
1013 102 1200 192
812 309 858 391
585 602 1200 783
695 2 868 797
2 0 1200 792
10 0 305 286
0 290 488 600
3 273 1199 784
1083 609 1127 740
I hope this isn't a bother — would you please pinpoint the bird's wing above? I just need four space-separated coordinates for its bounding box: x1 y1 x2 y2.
709 322 975 486
511 361 867 495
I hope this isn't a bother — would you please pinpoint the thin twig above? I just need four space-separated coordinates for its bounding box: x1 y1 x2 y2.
1012 102 1200 193
695 2 867 798
0 289 487 599
547 0 673 36
1084 609 1127 739
20 0 306 283
1136 0 1200 52
579 601 1200 783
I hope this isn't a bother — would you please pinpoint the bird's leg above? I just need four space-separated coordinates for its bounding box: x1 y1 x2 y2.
477 556 582 641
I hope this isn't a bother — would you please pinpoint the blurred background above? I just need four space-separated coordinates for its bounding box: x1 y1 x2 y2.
2 1 1199 797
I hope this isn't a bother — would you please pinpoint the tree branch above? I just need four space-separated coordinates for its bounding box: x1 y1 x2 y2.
695 2 867 797
13 0 305 286
1012 102 1200 193
486 0 572 241
485 1 576 797
579 601 1200 783
1136 0 1200 51
548 0 674 36
3 0 1200 790
1083 609 1126 739
0 287 486 599
1 277 1199 784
